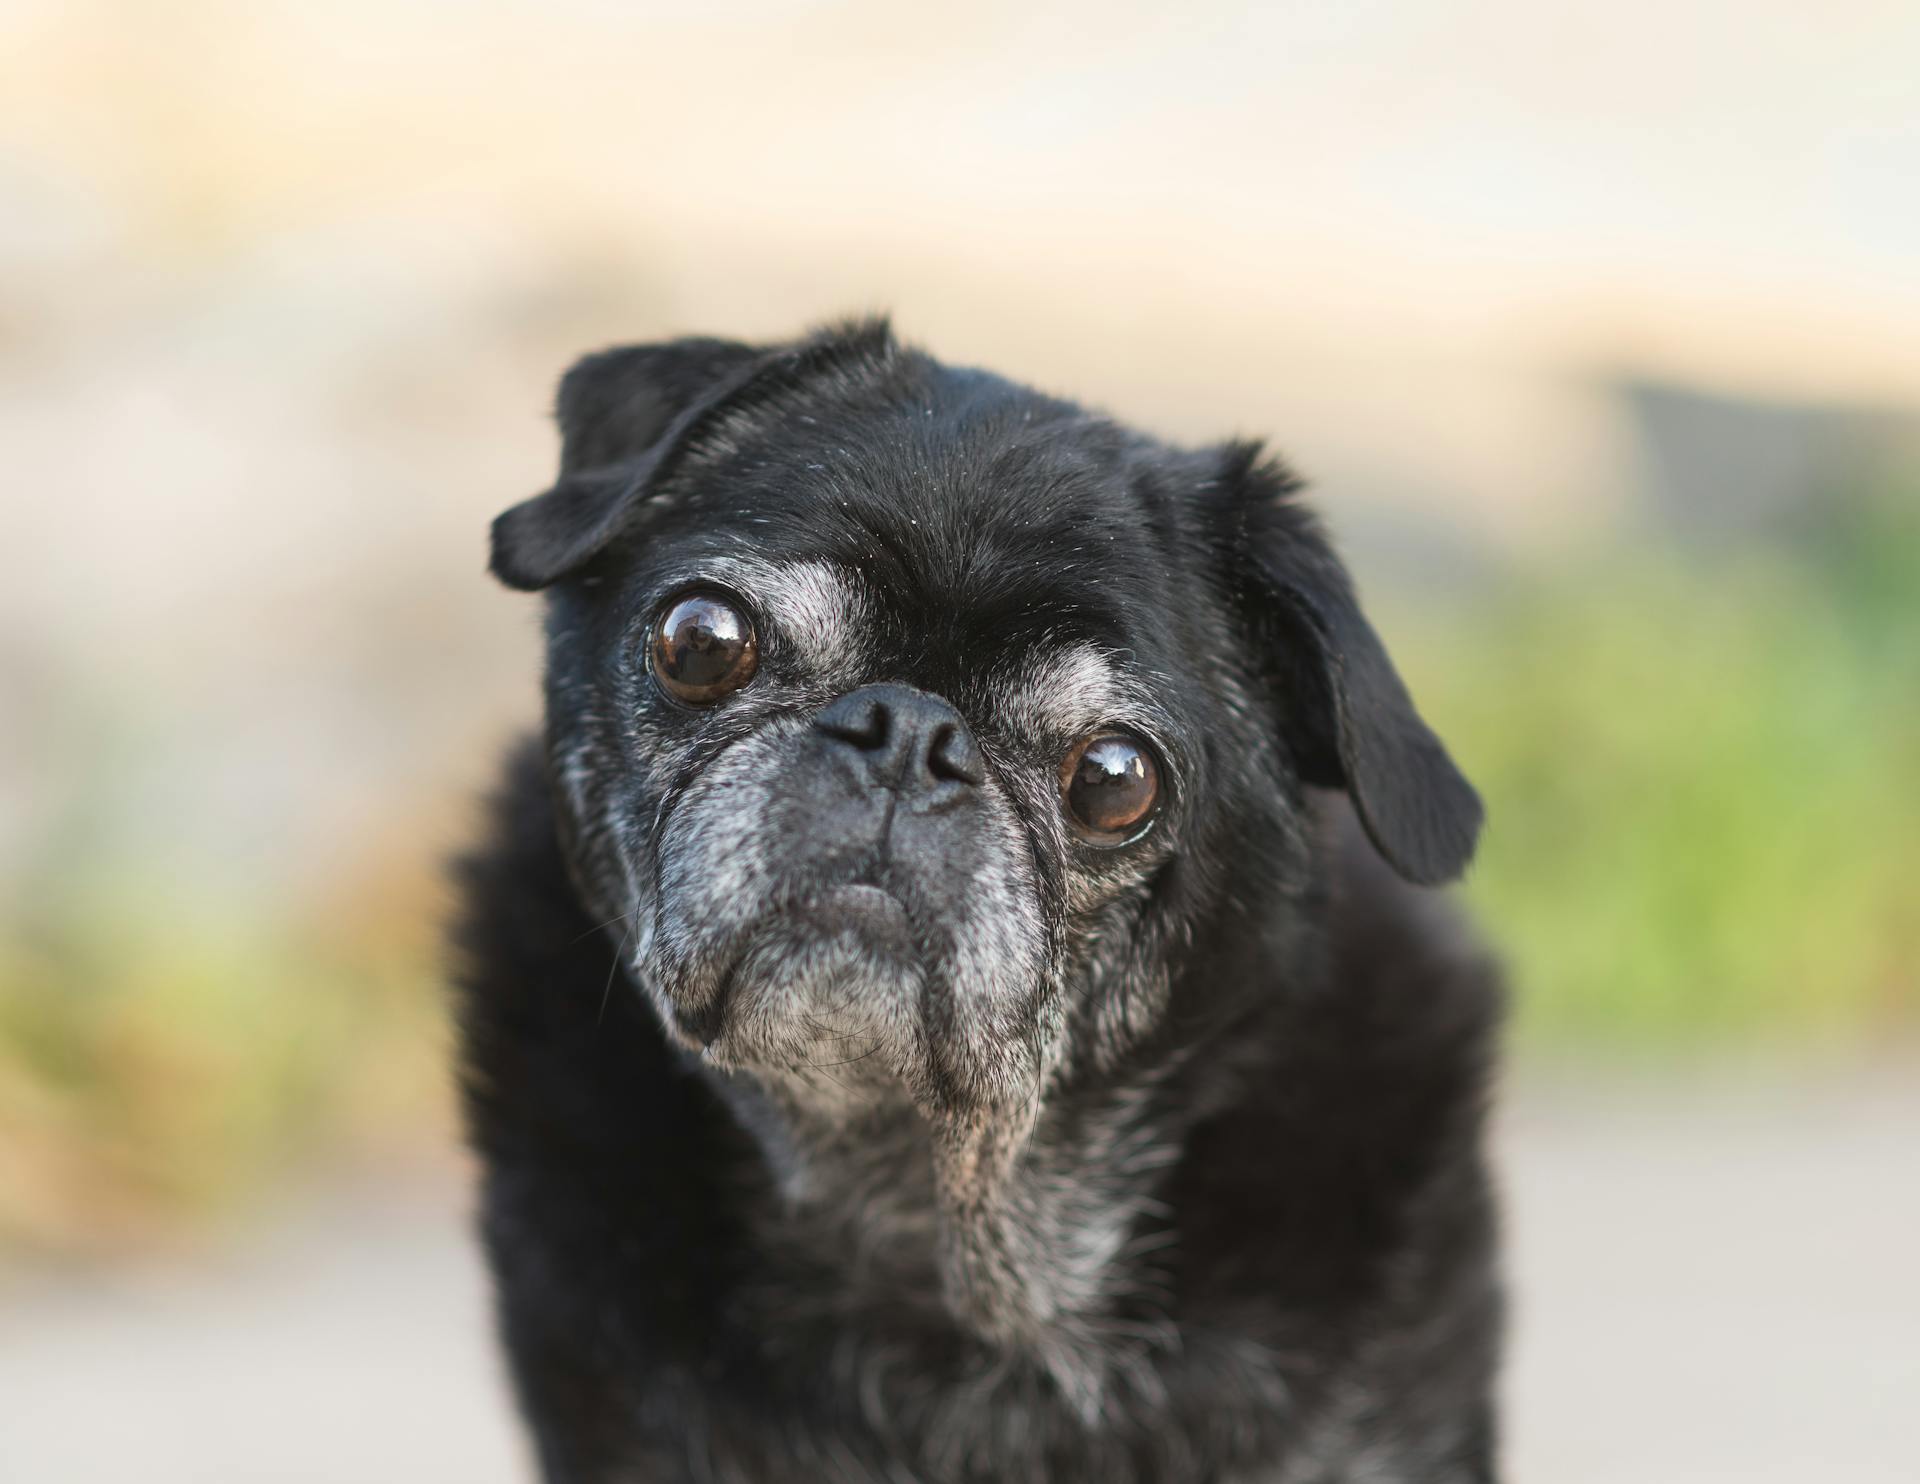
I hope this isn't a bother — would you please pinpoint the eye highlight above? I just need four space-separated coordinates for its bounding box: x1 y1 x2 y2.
649 590 758 706
1059 730 1161 844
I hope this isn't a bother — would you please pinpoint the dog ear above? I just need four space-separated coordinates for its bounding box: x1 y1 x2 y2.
488 337 762 591
1218 444 1483 886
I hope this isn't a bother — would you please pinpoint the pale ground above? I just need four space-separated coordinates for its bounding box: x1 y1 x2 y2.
1 1073 1915 1484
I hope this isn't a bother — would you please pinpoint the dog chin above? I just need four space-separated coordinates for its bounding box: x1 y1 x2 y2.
687 886 933 1084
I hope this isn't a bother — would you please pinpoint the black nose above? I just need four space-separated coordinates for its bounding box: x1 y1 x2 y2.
814 684 986 795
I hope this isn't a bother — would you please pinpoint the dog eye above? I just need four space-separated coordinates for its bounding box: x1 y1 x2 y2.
649 590 758 706
1059 730 1161 844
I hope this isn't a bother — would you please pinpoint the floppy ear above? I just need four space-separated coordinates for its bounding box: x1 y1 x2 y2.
1220 445 1483 886
488 337 761 591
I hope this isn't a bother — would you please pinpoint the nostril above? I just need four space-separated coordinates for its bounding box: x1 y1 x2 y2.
927 722 985 786
816 685 981 792
818 696 891 752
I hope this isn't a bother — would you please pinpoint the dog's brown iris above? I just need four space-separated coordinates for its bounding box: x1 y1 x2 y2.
649 591 758 705
1060 730 1160 844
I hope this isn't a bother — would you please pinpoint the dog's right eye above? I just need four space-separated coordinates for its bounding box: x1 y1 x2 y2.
649 590 759 706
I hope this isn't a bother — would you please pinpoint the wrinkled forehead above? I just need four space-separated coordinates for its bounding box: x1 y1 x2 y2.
694 551 1168 742
644 409 1191 742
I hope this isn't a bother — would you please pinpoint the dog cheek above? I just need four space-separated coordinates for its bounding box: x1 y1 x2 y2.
644 740 786 1011
1072 898 1176 1074
548 707 656 927
927 805 1060 1113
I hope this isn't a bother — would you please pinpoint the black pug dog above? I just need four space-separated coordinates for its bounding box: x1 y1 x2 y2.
453 318 1503 1484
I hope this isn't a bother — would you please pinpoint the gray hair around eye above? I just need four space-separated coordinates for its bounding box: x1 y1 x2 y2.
692 556 872 687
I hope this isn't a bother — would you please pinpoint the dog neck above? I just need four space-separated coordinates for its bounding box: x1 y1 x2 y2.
703 1034 1196 1409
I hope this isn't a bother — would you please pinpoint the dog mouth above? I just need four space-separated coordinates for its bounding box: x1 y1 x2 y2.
673 879 925 1057
642 720 1052 1103
804 882 916 941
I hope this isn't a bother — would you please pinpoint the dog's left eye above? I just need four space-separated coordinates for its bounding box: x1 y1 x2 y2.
649 590 759 706
1060 730 1161 844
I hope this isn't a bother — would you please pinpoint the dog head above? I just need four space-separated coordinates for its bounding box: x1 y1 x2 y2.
489 320 1480 1334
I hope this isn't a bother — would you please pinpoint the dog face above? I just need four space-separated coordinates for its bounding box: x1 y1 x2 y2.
490 320 1480 1162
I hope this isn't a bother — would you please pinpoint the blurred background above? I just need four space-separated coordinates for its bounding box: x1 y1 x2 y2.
1 1 1916 1480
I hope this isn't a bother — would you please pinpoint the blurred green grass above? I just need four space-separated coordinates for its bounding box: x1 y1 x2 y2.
0 853 449 1258
2 489 1915 1254
1401 486 1920 1051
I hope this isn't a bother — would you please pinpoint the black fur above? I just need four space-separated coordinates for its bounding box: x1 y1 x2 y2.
453 319 1504 1482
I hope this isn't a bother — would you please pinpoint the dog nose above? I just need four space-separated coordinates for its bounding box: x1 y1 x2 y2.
814 684 986 794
